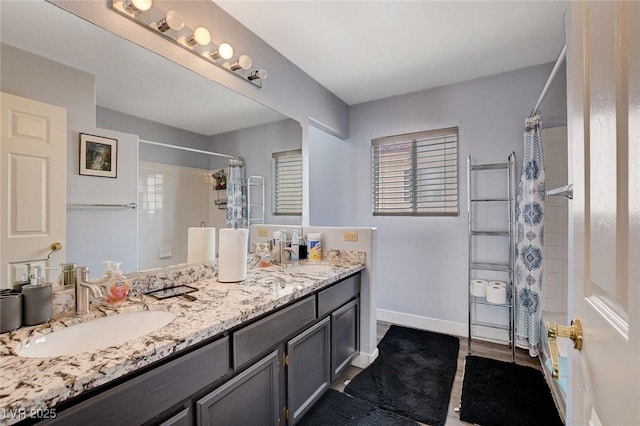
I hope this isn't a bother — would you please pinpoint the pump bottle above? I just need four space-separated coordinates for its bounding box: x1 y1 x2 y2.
105 262 129 304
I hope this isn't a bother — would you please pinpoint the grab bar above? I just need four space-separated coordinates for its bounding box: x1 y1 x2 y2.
546 184 573 199
67 202 137 209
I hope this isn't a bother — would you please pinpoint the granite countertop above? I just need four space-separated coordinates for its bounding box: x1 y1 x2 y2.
0 255 365 425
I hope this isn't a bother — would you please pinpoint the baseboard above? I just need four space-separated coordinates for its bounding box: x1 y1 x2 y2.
351 348 378 369
376 309 468 337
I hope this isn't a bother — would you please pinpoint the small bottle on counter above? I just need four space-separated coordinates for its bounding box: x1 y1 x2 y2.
105 262 129 304
307 233 322 261
291 231 300 262
12 267 31 293
259 243 272 267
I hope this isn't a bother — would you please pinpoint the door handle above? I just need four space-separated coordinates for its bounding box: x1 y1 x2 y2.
546 318 583 379
47 242 62 259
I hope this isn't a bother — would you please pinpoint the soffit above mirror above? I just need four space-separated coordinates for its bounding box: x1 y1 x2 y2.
0 0 287 136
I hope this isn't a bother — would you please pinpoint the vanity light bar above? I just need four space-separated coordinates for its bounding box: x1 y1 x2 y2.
110 0 267 88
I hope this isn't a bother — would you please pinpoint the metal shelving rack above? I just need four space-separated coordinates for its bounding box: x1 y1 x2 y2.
467 152 516 362
247 175 265 225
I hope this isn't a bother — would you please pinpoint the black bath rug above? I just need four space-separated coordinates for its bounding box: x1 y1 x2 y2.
344 325 460 426
459 355 563 426
298 389 418 426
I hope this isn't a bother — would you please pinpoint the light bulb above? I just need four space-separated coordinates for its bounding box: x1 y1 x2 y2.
123 0 152 14
230 54 252 71
157 10 184 33
210 42 234 60
238 54 252 70
248 69 268 81
218 43 234 60
186 27 211 47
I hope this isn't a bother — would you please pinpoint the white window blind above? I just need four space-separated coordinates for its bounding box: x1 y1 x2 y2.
272 149 302 215
372 127 459 216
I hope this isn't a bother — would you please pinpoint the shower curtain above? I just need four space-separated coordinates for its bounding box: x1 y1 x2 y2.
226 159 248 229
515 115 545 357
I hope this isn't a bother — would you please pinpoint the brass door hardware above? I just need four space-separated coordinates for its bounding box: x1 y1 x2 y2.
547 318 583 379
47 242 62 258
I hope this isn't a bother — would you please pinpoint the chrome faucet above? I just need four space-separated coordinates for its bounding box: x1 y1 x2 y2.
278 240 297 266
74 266 103 315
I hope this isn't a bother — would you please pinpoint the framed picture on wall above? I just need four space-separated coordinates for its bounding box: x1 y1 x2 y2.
79 133 117 178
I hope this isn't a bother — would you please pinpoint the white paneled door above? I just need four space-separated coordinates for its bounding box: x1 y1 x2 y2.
566 2 639 425
1 92 67 287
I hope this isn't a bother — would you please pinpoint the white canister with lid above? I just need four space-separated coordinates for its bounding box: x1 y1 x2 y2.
307 232 322 261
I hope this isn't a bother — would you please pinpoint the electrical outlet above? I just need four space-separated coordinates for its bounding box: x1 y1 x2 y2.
158 247 173 259
344 232 359 242
257 228 268 237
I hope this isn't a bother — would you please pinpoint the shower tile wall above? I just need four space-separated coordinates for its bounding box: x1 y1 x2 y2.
542 126 568 313
138 161 222 270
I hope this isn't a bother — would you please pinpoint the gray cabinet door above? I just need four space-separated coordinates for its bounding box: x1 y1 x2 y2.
331 298 359 380
197 350 280 426
159 407 192 426
286 317 330 425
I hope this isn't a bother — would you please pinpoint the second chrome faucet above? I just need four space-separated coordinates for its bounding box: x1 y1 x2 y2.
74 266 103 315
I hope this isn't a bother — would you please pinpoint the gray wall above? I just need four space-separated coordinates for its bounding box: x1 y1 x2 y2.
210 119 303 225
97 106 213 169
308 125 350 226
1 44 138 275
315 62 567 330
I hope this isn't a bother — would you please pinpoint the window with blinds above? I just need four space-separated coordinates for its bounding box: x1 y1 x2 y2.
372 127 459 216
272 149 302 215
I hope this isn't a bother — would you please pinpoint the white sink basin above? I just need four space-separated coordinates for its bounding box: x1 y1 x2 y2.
18 310 176 358
283 264 335 274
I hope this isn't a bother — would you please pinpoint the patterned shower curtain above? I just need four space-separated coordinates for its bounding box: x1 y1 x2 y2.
515 115 545 357
226 159 248 229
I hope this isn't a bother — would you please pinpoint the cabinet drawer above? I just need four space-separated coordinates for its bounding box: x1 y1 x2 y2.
233 296 316 369
197 350 280 426
317 274 360 318
42 337 229 425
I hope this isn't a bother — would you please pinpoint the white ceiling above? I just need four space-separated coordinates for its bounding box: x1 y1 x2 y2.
217 1 569 105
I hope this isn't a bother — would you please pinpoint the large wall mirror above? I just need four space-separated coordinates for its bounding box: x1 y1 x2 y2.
1 1 302 278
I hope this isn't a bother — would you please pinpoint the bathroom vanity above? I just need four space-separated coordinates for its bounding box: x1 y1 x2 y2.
0 258 364 426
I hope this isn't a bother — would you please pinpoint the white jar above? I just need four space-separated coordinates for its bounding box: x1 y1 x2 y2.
307 233 322 261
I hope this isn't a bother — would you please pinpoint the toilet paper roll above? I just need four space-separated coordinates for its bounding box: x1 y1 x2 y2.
187 227 216 264
218 228 249 283
470 279 488 298
487 281 507 304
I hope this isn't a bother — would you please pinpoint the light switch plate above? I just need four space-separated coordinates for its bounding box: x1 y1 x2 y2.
257 228 268 237
344 232 359 242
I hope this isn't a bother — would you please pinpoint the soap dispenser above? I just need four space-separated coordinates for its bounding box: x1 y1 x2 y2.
21 264 53 325
101 260 114 281
105 262 129 304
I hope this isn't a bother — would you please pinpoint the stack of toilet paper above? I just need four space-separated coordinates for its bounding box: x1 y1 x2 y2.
470 279 508 304
487 281 508 304
470 279 488 297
